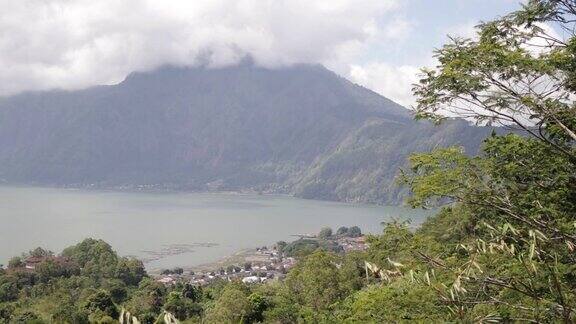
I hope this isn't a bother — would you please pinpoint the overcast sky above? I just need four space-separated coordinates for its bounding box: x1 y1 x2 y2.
0 0 522 106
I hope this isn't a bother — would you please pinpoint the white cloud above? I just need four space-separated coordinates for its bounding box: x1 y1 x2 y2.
0 0 404 96
447 22 478 39
380 15 413 40
348 63 421 107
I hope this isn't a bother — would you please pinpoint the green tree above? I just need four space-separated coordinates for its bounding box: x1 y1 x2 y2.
413 0 576 162
28 247 52 258
35 259 80 283
401 1 576 320
11 311 44 324
336 226 349 236
246 292 269 323
0 303 14 322
401 134 576 321
163 291 202 321
62 239 119 280
51 304 89 324
124 278 167 318
275 241 287 254
7 257 23 269
114 258 146 286
340 280 444 322
348 226 362 237
204 286 252 323
81 290 119 321
318 227 333 239
0 281 19 302
284 251 356 314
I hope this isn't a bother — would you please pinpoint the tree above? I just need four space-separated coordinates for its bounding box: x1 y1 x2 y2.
0 303 15 322
204 286 252 323
348 226 362 237
336 226 349 236
28 247 53 258
51 304 88 324
11 311 44 324
282 239 320 257
124 278 167 318
115 258 146 286
102 279 128 303
35 258 79 283
163 291 202 320
318 227 333 239
181 283 201 302
275 241 287 254
82 290 118 321
413 0 576 163
7 257 23 269
284 251 356 313
405 1 576 321
401 134 576 321
340 280 444 322
62 239 119 279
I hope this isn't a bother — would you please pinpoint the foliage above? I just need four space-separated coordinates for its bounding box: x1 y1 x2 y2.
336 226 349 236
284 251 361 317
413 0 576 162
317 227 333 239
204 286 252 323
0 238 149 323
282 238 343 257
163 291 202 320
348 226 362 237
400 1 576 321
339 280 445 322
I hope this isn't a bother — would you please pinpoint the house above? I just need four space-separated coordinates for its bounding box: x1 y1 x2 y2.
23 255 71 270
158 276 176 285
242 276 261 284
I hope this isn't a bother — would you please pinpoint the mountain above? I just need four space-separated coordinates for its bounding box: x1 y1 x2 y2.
0 63 493 204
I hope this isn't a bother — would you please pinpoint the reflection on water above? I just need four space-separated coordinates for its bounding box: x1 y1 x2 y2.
0 186 431 270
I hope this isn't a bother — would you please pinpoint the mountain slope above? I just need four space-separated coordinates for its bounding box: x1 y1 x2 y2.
0 63 493 204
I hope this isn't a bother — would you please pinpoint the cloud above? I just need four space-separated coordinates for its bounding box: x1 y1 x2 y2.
0 0 403 96
447 22 478 39
348 63 421 107
380 15 413 40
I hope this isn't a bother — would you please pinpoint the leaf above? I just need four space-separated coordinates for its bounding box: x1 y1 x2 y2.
529 240 536 260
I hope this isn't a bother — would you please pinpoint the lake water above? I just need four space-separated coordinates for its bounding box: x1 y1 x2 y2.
0 186 431 271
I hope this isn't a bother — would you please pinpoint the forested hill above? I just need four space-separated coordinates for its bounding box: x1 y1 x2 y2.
0 63 493 204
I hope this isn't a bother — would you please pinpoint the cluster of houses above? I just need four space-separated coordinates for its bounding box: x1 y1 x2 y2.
156 234 368 286
337 235 368 252
157 247 297 286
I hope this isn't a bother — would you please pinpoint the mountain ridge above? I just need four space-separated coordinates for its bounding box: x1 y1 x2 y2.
0 63 493 204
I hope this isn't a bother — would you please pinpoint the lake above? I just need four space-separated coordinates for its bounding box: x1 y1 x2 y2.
0 186 431 270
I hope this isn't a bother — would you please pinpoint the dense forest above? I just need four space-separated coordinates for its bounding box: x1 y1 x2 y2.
1 0 575 322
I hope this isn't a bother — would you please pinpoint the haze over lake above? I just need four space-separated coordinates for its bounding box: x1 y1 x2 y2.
0 186 430 270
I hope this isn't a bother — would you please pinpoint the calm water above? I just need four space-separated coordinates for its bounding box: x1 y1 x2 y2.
0 186 430 270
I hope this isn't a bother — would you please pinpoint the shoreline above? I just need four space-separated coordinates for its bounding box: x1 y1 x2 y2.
149 234 369 286
0 183 403 208
148 248 256 276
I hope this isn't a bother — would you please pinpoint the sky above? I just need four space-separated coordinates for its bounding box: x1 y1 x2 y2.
0 0 524 107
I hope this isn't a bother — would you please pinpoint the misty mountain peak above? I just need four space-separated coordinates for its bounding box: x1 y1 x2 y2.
0 64 490 204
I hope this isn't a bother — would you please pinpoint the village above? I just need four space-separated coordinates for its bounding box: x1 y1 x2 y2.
154 228 368 286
